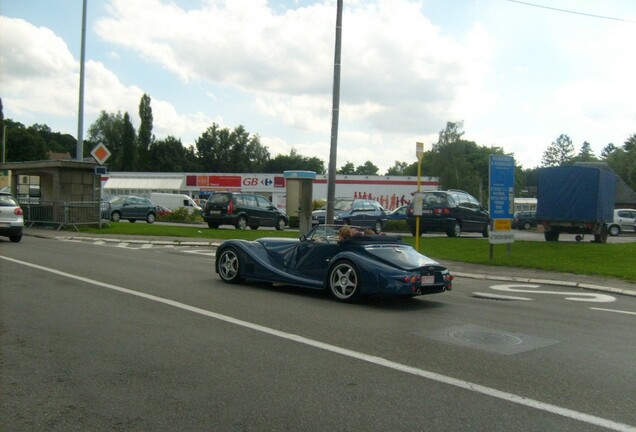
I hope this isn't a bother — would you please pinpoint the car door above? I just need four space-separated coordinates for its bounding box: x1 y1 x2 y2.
617 210 636 232
255 195 276 227
121 197 138 219
289 240 339 282
349 199 367 226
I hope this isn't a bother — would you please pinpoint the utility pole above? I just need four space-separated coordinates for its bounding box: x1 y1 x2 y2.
77 0 87 160
326 0 343 224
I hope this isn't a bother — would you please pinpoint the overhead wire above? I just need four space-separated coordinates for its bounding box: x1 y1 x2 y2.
504 0 636 24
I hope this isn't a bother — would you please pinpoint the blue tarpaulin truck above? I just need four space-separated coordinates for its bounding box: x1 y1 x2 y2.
536 165 616 243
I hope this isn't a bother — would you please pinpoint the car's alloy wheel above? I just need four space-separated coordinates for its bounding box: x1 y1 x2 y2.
217 248 242 283
608 225 620 236
146 213 156 224
374 220 382 234
328 260 361 302
523 221 531 230
111 211 121 222
236 216 248 230
275 217 286 231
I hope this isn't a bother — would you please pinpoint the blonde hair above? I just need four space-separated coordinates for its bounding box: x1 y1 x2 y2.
338 225 353 240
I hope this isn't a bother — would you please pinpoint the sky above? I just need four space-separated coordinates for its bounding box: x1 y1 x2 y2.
1 0 635 173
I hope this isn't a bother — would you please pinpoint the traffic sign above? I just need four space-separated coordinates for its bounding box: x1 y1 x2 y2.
91 143 111 165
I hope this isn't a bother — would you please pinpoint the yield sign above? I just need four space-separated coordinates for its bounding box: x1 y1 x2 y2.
91 143 111 165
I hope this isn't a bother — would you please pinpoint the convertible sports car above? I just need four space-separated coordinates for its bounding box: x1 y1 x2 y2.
215 225 453 302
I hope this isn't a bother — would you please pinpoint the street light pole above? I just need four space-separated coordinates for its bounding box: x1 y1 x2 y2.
76 0 87 161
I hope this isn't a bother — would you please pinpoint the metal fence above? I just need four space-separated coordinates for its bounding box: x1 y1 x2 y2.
19 200 105 230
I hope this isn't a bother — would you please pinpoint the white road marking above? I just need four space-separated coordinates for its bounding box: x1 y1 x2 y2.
182 249 216 256
473 292 533 301
591 307 636 316
490 284 616 303
1 255 633 432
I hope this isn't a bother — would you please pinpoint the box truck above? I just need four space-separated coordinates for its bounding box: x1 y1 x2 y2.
150 193 202 214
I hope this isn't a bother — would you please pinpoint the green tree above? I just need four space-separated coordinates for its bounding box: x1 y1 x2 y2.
601 143 617 158
6 127 47 161
88 111 126 170
148 136 198 172
541 134 574 167
120 112 137 171
385 161 409 176
572 141 597 162
263 148 325 174
195 123 269 172
337 161 355 174
137 93 154 170
355 161 379 175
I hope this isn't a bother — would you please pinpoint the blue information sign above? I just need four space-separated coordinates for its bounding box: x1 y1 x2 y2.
489 155 515 221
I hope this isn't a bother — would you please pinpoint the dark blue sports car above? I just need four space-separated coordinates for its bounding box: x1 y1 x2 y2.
215 225 453 302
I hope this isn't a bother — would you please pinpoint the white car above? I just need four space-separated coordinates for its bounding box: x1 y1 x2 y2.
0 192 24 242
607 208 636 236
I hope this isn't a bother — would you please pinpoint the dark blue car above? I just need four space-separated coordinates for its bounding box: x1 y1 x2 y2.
311 198 387 233
215 225 453 302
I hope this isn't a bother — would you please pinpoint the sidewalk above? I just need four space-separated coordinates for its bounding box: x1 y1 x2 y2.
25 227 636 297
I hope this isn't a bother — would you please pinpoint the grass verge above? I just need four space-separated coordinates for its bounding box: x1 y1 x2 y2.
77 223 636 282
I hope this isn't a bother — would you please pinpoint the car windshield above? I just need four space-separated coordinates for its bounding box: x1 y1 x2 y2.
209 193 230 204
108 196 127 205
333 199 353 211
422 192 449 207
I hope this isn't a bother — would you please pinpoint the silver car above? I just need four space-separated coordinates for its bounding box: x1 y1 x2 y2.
607 208 636 236
0 192 24 242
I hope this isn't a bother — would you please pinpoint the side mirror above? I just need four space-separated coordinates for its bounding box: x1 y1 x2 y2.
299 234 307 242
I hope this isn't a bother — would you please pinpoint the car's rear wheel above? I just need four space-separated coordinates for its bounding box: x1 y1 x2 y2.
373 220 382 234
275 217 286 231
447 222 461 237
235 216 248 230
129 219 136 223
111 211 121 222
328 260 361 302
146 213 156 224
523 221 531 230
9 234 22 243
608 225 620 236
217 248 242 283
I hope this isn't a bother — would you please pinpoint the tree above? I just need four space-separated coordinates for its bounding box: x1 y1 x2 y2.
541 134 574 167
337 161 355 175
120 112 137 171
572 141 597 162
263 148 325 174
195 123 269 172
148 136 198 172
385 161 409 176
601 143 617 159
137 93 154 170
433 121 464 151
6 127 47 162
88 111 126 169
355 161 379 175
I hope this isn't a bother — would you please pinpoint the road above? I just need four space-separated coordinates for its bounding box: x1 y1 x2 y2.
1 236 635 431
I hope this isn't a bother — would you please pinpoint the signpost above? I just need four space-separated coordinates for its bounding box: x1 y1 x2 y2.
414 142 424 250
488 155 515 258
90 143 111 165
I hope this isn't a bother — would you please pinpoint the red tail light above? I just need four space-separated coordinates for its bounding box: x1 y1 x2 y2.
15 208 23 216
433 208 451 215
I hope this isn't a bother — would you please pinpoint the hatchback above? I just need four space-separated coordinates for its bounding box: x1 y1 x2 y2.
406 189 489 237
607 208 636 236
203 192 288 230
0 192 24 242
311 198 387 233
103 195 157 223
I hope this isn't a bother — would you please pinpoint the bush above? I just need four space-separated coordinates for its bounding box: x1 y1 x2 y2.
157 207 203 224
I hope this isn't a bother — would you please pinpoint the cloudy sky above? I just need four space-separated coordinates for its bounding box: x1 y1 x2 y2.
1 0 635 172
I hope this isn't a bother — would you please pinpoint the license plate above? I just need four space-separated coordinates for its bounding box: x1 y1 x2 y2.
0 222 9 228
421 275 435 285
208 210 221 215
421 209 432 214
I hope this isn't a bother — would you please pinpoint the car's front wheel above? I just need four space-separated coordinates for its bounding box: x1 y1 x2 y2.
608 224 621 236
235 216 248 230
328 260 361 302
146 213 156 224
523 221 531 230
111 211 121 222
275 217 286 231
9 234 22 243
217 248 243 283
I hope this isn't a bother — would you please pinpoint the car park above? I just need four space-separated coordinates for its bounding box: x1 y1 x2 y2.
102 195 157 223
512 211 537 230
215 224 453 302
0 192 24 242
311 198 387 233
607 208 636 236
203 192 288 230
406 189 489 237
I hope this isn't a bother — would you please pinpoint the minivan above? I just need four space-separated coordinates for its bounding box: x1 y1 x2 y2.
203 192 288 230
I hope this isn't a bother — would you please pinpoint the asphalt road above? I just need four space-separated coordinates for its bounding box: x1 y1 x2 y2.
1 236 635 431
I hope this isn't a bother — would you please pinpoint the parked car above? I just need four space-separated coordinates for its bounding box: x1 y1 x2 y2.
155 205 173 217
311 198 387 233
512 211 537 230
386 205 408 220
406 189 489 237
203 192 288 230
103 195 157 223
215 224 453 302
607 208 636 236
0 192 24 242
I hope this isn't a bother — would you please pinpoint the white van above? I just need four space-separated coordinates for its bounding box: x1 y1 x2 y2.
150 193 202 214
